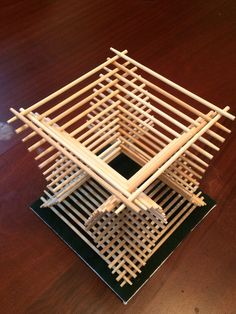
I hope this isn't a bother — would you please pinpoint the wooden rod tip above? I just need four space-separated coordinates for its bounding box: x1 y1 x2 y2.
7 116 17 123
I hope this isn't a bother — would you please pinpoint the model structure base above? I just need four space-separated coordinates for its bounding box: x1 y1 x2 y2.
30 154 216 304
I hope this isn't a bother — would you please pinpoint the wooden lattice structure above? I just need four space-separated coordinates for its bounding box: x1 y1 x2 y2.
8 48 235 287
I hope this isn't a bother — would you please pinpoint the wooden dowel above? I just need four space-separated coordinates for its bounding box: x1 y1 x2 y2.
110 48 235 121
91 89 151 132
37 106 119 169
46 158 75 182
117 84 215 158
119 120 200 185
128 117 210 190
85 126 120 152
49 79 119 125
50 141 121 201
7 50 128 124
13 74 118 135
57 127 127 190
82 119 120 147
116 73 192 131
118 104 209 168
121 127 198 190
119 113 163 150
41 131 123 193
49 140 121 187
114 73 220 151
43 156 65 175
71 102 119 137
139 109 225 205
176 159 202 179
25 91 120 154
40 195 103 256
113 60 228 138
149 196 202 258
119 124 157 156
115 107 228 214
93 83 151 123
47 131 125 194
28 138 46 152
22 131 37 142
117 95 213 160
98 75 152 116
165 168 196 192
49 145 121 193
120 135 151 161
78 110 120 143
125 105 208 169
22 62 131 142
11 107 143 213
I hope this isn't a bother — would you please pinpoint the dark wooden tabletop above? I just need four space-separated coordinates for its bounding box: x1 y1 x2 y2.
0 1 235 313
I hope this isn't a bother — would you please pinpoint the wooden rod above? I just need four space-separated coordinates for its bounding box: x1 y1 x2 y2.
57 127 127 189
7 49 128 123
25 90 120 153
118 104 209 168
113 60 228 137
128 117 210 190
43 129 125 195
119 120 200 184
110 48 235 121
48 139 120 185
22 61 131 142
48 78 119 125
136 109 227 194
49 144 121 192
82 119 120 147
78 110 120 142
117 95 213 160
114 73 220 151
71 102 119 137
22 131 37 142
43 156 66 175
37 104 119 168
115 108 228 214
120 127 199 190
13 72 118 135
49 139 121 201
10 108 142 213
46 158 73 181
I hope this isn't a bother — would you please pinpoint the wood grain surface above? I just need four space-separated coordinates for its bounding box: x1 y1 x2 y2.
0 1 235 313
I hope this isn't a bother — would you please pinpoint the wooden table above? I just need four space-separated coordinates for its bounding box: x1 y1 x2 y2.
0 1 235 313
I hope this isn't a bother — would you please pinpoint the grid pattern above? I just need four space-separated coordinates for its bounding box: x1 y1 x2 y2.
8 48 234 286
40 177 202 287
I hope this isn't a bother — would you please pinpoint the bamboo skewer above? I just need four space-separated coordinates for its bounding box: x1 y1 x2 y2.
112 60 228 138
38 105 120 170
118 93 214 159
8 50 128 124
118 105 210 168
110 48 235 121
8 49 235 288
45 144 121 205
119 120 200 186
119 126 202 203
112 72 220 151
115 107 229 214
46 140 121 205
22 63 140 164
10 108 142 213
24 86 120 151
